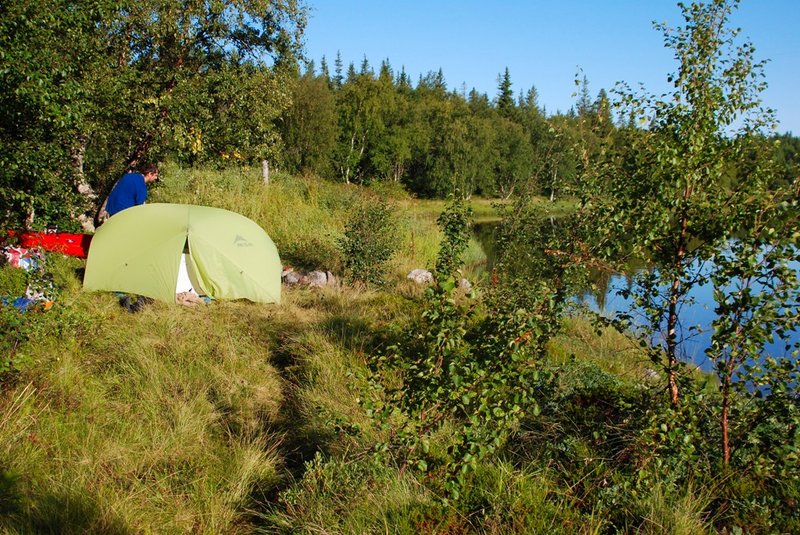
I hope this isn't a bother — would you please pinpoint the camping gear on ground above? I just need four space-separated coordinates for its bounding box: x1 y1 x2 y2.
0 296 53 312
118 294 153 313
6 231 92 258
3 245 43 270
83 203 281 304
17 231 92 258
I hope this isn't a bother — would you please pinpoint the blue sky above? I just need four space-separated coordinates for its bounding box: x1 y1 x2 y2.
303 0 799 134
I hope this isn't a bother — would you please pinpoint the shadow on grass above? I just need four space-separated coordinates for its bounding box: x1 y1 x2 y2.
245 316 336 517
315 291 412 358
319 315 379 355
0 469 130 534
245 293 416 529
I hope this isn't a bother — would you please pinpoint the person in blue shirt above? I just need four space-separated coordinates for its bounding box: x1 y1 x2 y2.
105 163 159 217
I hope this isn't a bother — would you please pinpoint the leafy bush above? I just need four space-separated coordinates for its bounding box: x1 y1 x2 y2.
364 199 566 501
337 197 400 286
434 195 471 278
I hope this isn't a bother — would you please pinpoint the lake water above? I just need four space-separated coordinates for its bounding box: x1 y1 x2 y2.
579 272 795 371
472 221 800 372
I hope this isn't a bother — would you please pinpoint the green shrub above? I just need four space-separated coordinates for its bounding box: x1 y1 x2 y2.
337 197 400 286
434 195 471 278
365 200 563 501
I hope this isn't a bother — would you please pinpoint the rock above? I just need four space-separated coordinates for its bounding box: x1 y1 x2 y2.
458 278 472 292
306 270 328 288
407 269 433 284
326 271 337 287
282 267 338 288
282 268 302 285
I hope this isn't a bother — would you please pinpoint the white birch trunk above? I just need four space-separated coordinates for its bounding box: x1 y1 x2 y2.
261 160 270 184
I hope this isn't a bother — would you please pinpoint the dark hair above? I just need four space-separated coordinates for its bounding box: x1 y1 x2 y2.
138 162 159 175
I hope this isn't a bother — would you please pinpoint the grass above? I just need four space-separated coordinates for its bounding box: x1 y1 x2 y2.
0 166 779 533
549 315 655 382
0 283 289 532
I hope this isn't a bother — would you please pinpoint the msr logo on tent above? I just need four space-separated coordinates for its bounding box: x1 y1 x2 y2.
234 235 253 247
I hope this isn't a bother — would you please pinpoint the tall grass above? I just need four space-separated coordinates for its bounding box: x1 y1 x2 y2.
0 288 290 532
152 163 493 280
0 166 735 533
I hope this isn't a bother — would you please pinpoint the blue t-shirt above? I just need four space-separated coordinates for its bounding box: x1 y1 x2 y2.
106 172 147 216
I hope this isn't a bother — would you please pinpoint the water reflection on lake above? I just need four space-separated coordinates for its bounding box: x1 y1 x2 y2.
471 219 800 372
578 260 800 371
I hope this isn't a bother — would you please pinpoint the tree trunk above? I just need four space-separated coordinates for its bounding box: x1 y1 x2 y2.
343 131 358 184
72 135 97 232
721 337 742 466
666 184 693 405
721 301 747 465
261 160 270 184
721 372 731 465
666 273 682 405
25 201 35 230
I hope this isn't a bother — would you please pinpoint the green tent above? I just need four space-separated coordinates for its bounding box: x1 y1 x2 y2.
83 203 281 304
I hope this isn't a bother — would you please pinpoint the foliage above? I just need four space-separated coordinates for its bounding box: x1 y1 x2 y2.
0 254 90 383
367 282 559 501
279 56 626 201
703 180 800 495
565 4 799 529
434 196 472 278
280 65 338 175
584 0 781 404
0 0 110 228
0 0 307 228
364 199 563 501
337 196 400 286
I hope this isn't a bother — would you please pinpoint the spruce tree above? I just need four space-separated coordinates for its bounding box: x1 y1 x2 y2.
334 51 344 88
496 67 515 119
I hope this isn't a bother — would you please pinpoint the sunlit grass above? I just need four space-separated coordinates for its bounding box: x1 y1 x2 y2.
0 290 290 532
153 163 498 282
549 315 654 382
0 166 737 532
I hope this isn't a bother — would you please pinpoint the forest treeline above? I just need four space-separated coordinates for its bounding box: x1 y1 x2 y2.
280 60 596 199
280 58 800 201
2 0 799 230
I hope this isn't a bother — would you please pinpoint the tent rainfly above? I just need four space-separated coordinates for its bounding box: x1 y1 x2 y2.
83 203 281 304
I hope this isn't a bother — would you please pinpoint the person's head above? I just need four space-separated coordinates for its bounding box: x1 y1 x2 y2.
139 163 159 184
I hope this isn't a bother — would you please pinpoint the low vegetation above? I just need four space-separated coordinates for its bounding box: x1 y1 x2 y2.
0 169 796 533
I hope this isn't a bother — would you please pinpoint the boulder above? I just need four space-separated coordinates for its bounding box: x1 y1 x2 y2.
282 268 303 285
326 271 337 287
282 267 338 288
407 269 433 284
306 270 329 288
